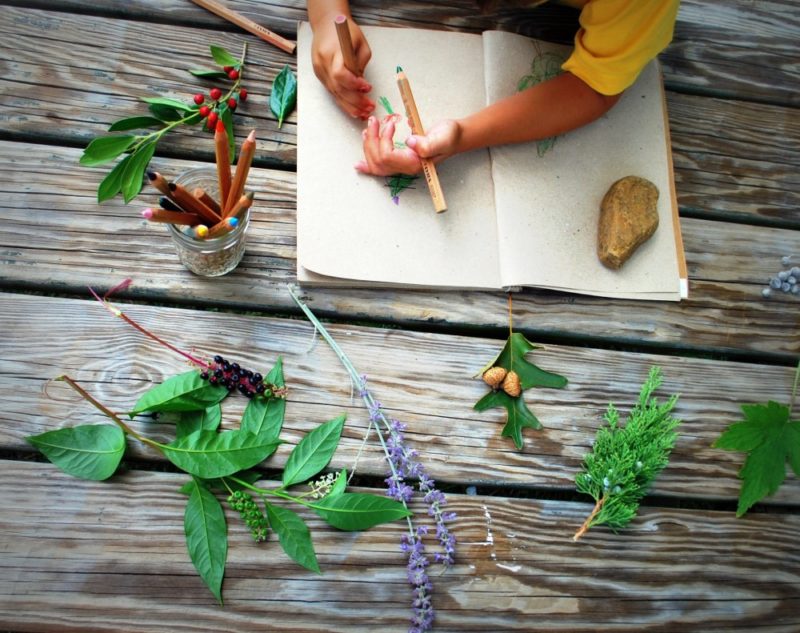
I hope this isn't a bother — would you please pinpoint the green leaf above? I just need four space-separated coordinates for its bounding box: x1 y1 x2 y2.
148 103 182 122
163 430 280 478
97 154 133 203
474 390 541 450
176 404 222 438
485 333 568 390
141 96 194 112
474 332 567 448
189 68 229 79
241 358 286 440
270 64 297 129
313 493 411 531
121 142 156 203
80 135 137 167
265 503 320 573
130 371 228 417
26 425 125 480
713 401 800 516
210 45 240 68
282 414 345 488
108 116 163 132
184 477 227 604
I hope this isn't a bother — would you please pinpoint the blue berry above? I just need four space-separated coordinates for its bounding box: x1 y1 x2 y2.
787 276 797 285
761 288 772 298
778 270 790 281
781 282 791 292
791 267 800 277
770 277 782 289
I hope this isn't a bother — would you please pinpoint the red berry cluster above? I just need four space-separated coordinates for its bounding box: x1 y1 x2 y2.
194 66 249 131
200 355 269 398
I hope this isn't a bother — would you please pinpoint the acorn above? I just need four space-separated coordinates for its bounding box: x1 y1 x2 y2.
501 370 522 397
482 366 507 390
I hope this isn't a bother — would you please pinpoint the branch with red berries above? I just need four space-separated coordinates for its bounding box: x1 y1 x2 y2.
80 44 250 204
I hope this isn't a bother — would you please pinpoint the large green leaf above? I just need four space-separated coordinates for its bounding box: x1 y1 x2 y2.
714 401 800 516
108 116 163 132
474 390 541 450
163 430 280 478
97 154 133 203
282 414 345 488
121 142 156 203
265 503 320 573
80 135 137 166
26 425 125 480
270 64 297 128
313 493 411 531
484 333 568 390
183 477 227 604
176 404 222 438
129 371 228 417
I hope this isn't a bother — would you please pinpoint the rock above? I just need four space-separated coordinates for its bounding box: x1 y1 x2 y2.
597 176 660 270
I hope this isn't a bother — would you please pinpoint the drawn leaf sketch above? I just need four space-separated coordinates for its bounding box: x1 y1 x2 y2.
517 49 566 157
379 96 419 204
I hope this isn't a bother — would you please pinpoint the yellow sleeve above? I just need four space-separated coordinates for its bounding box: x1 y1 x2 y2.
561 0 680 95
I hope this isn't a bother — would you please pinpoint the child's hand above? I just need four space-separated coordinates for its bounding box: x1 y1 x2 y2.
355 116 462 176
310 17 375 119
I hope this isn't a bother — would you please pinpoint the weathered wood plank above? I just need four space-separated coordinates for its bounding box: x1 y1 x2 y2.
3 293 799 505
0 142 797 358
5 0 799 104
1 7 798 225
1 461 798 632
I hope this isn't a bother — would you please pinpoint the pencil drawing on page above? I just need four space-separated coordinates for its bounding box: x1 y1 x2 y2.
516 48 567 157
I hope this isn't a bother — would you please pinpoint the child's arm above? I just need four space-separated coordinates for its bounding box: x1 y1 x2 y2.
307 0 375 119
355 71 619 176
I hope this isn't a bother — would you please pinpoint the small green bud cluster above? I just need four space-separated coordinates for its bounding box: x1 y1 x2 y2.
227 490 269 542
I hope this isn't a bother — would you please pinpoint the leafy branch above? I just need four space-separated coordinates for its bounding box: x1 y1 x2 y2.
574 366 680 540
27 285 410 604
81 44 249 204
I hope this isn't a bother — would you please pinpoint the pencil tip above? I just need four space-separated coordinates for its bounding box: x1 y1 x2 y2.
396 66 403 73
146 170 157 180
168 182 177 191
229 217 239 227
335 14 347 24
141 208 153 219
247 129 256 140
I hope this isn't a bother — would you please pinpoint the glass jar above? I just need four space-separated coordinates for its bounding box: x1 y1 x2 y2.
167 167 251 277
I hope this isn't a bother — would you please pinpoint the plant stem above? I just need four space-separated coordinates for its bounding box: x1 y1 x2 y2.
56 375 159 448
286 284 416 536
229 475 326 511
573 496 605 541
88 285 210 369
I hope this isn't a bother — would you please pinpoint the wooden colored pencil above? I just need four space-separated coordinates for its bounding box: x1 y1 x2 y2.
395 67 447 213
213 119 232 209
159 195 184 212
334 15 359 75
224 129 256 216
192 187 222 215
226 191 254 222
189 0 296 54
168 181 222 225
206 217 239 239
141 208 202 225
146 171 172 197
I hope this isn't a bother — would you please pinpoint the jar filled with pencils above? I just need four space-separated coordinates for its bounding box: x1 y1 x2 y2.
164 167 252 277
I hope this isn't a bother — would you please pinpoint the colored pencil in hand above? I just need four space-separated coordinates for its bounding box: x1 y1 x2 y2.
334 15 359 75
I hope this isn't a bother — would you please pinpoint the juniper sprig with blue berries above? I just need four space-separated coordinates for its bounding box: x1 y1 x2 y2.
574 366 680 540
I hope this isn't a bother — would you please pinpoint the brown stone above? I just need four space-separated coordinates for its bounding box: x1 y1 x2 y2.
597 176 660 270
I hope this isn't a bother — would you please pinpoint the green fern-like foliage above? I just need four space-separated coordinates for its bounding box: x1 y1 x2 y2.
574 366 680 540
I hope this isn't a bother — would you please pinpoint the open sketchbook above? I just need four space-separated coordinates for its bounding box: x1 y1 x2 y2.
296 23 688 301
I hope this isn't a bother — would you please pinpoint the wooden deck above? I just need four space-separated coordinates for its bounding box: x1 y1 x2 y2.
0 1 798 631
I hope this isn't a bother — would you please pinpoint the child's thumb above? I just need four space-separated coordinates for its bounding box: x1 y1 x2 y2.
406 134 436 158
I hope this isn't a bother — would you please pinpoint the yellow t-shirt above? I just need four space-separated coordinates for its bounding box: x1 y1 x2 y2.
561 0 680 95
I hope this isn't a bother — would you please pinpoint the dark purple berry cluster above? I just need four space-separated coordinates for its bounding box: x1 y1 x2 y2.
200 354 268 398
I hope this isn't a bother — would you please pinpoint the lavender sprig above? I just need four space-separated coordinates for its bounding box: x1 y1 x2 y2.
288 284 456 631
